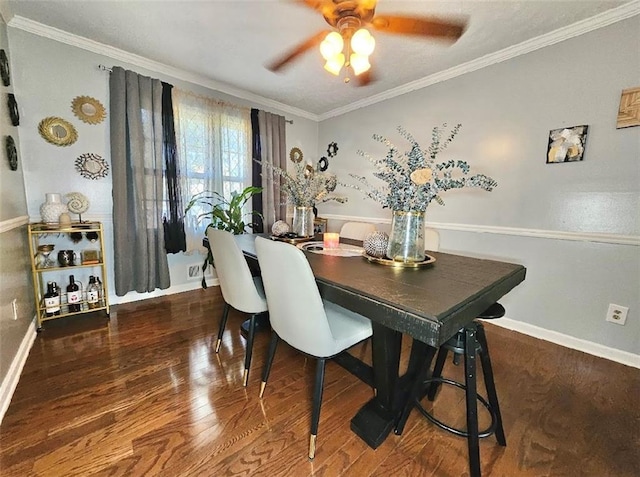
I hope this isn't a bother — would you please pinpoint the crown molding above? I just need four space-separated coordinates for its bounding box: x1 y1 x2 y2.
7 15 319 122
318 1 640 120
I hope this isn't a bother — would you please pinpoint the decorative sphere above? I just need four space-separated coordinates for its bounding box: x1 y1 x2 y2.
363 231 389 258
272 220 290 236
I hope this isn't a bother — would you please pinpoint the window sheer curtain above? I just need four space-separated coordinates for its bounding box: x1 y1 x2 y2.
110 66 171 295
172 89 252 253
257 110 287 232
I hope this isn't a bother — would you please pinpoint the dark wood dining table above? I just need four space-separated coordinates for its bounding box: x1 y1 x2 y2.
234 233 526 449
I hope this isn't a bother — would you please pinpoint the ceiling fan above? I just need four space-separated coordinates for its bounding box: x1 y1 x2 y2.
267 0 467 85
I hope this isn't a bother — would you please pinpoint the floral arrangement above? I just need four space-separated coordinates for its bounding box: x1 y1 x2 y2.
348 124 497 212
261 160 347 207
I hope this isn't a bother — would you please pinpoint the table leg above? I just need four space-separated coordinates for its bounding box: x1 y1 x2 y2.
350 322 402 449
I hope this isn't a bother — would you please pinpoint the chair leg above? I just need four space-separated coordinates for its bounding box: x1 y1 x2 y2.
464 326 482 477
215 302 230 353
426 346 449 401
260 331 279 398
309 358 326 460
243 314 258 387
476 323 506 446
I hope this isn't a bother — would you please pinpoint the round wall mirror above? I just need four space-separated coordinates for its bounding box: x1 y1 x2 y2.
71 96 106 124
38 117 78 147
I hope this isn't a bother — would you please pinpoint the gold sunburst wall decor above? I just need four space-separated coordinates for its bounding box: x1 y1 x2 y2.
38 117 78 147
71 96 106 125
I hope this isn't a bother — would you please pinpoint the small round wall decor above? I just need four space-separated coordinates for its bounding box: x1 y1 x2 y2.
75 153 109 179
8 94 19 126
71 96 106 124
38 117 78 146
327 142 338 158
289 147 303 163
5 135 18 171
0 49 10 86
318 156 329 172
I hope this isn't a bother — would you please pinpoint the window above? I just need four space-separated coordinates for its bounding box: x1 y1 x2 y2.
172 89 251 252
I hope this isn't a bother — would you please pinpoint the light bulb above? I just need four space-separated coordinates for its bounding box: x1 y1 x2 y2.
324 53 345 75
320 31 344 60
351 28 375 56
350 53 371 75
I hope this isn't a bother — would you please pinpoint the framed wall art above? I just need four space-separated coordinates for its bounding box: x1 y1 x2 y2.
314 217 328 235
546 125 588 164
616 87 640 129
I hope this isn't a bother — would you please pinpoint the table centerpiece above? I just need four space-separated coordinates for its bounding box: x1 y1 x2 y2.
348 124 497 262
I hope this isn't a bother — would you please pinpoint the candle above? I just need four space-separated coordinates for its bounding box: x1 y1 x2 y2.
323 232 340 249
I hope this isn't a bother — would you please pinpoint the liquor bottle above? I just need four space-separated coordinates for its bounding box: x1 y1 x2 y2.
95 276 103 302
86 276 99 309
67 275 82 312
44 282 61 317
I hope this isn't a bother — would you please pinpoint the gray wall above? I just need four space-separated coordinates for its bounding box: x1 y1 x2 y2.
0 13 35 392
7 26 318 306
316 17 640 355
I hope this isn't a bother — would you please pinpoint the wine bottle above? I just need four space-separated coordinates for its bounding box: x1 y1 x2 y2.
87 276 99 309
67 275 81 312
44 282 61 317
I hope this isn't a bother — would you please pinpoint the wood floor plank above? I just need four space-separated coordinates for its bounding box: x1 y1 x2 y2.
1 289 638 476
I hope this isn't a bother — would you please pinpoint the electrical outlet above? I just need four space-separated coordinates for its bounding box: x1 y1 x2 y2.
606 304 628 325
187 263 213 281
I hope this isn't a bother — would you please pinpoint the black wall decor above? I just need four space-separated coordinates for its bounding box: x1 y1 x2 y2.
0 49 9 86
8 93 19 126
5 135 18 171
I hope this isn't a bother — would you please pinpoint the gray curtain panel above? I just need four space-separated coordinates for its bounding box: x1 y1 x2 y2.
110 66 170 296
258 111 287 231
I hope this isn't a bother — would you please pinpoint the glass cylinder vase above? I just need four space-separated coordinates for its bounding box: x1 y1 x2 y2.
292 206 315 237
386 210 426 262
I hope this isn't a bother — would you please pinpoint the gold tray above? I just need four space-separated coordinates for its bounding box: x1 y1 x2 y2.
270 235 315 245
362 252 436 268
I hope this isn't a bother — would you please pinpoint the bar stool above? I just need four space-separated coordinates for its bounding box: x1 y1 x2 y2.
395 303 506 477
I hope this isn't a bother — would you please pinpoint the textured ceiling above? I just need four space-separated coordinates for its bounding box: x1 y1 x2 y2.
3 0 635 118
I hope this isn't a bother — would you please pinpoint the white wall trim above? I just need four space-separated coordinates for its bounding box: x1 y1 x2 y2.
488 317 640 369
322 213 639 246
109 278 219 306
0 215 29 234
0 318 37 425
319 1 640 120
7 16 318 122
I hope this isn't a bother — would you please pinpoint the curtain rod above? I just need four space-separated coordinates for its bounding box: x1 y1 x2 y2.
98 64 294 124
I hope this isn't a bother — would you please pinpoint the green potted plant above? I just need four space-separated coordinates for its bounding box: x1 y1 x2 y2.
185 185 263 288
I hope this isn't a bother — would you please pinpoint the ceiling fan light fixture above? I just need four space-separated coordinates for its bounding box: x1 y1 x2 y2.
324 53 345 75
351 28 375 56
320 31 344 60
350 53 371 76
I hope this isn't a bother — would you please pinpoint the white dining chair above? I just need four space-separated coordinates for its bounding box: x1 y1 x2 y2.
339 222 376 241
207 228 268 386
254 236 373 460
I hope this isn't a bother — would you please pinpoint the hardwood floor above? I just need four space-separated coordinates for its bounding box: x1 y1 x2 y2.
1 289 638 476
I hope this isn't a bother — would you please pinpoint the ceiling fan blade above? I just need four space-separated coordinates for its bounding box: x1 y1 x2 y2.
355 68 376 87
371 15 466 41
266 30 331 72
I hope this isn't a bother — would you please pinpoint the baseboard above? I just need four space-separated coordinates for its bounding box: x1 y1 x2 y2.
109 278 220 306
0 318 37 425
488 317 640 369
